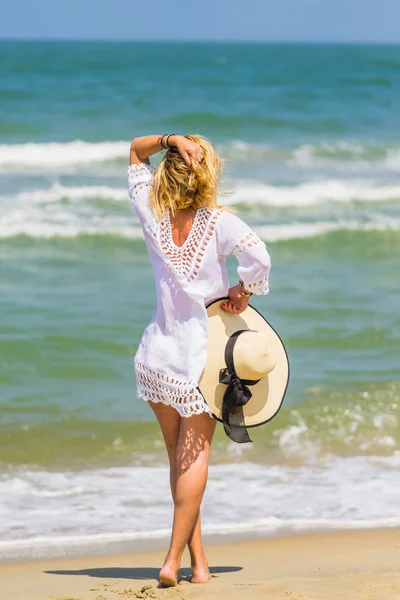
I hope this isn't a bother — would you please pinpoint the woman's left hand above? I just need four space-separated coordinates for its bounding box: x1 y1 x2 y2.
221 284 250 314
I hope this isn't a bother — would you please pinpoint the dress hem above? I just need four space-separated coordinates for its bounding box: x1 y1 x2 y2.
135 361 214 419
137 389 214 419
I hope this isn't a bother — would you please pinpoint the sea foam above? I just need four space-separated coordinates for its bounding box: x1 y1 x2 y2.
1 214 399 241
0 140 128 169
231 179 400 206
11 179 400 208
2 139 400 172
0 455 399 559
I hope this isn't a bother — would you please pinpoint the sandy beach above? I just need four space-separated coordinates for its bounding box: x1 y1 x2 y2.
1 528 399 600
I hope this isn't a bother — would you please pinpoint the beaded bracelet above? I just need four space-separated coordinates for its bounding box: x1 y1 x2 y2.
238 279 252 298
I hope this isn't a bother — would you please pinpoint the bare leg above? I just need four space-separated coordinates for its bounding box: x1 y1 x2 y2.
148 401 181 499
160 412 216 586
187 510 211 583
149 402 215 585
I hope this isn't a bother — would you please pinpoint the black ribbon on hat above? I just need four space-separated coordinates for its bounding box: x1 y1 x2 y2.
218 330 260 444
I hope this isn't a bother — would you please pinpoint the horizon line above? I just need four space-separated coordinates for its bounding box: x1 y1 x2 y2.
1 38 400 45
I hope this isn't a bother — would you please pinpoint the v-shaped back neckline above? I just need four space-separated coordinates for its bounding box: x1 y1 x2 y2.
154 207 222 282
165 208 201 250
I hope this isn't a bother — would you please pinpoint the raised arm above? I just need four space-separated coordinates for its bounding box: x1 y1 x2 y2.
130 134 204 167
128 134 207 229
130 135 165 165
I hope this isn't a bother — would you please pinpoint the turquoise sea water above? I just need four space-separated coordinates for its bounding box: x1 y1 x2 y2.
0 42 399 557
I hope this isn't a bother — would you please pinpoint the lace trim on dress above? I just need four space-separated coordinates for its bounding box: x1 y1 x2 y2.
246 277 269 295
135 362 214 418
233 231 269 295
127 162 156 177
154 207 222 281
127 163 156 195
232 231 263 254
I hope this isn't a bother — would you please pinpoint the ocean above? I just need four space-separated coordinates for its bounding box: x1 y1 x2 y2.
0 41 399 560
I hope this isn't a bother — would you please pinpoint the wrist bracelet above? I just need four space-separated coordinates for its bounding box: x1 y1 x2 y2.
166 133 177 148
160 134 169 149
238 279 252 298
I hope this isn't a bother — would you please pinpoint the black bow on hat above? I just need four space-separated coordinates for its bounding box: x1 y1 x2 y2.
218 329 261 443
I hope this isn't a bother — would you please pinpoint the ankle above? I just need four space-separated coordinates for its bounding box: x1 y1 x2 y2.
164 551 182 566
189 547 207 567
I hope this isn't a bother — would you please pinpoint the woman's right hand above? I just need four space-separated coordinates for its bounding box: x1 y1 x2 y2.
221 284 250 314
169 135 204 167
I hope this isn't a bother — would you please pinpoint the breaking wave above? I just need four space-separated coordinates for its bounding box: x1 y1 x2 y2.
2 139 400 172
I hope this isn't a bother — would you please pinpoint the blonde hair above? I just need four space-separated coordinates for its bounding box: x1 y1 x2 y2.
149 134 225 219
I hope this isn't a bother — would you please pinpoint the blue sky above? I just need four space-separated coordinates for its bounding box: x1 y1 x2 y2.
1 0 400 42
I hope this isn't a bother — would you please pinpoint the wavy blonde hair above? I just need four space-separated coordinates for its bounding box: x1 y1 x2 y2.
149 134 225 219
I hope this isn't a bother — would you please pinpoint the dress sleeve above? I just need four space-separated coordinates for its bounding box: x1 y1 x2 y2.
217 211 271 295
127 162 157 227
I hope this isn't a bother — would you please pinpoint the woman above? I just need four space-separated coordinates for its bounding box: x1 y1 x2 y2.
128 133 271 587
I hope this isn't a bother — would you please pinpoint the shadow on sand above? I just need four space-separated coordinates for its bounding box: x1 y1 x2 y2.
44 565 242 581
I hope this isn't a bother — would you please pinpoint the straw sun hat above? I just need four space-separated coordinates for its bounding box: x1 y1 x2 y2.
198 298 290 443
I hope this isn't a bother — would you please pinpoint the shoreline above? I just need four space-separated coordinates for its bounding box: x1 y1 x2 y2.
1 527 399 600
2 522 400 565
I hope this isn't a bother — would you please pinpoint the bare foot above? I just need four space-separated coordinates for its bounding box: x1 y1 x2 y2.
159 560 179 587
190 558 211 584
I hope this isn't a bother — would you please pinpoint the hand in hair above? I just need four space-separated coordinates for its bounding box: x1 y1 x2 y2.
129 134 205 168
169 135 205 168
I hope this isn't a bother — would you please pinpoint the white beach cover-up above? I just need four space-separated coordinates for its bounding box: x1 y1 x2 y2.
128 162 271 418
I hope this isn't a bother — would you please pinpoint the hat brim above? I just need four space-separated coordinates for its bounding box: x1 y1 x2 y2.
198 298 290 428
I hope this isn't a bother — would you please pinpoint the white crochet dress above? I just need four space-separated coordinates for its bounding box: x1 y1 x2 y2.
128 162 271 418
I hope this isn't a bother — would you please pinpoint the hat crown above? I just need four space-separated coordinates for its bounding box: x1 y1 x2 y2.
199 300 289 428
233 330 276 381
